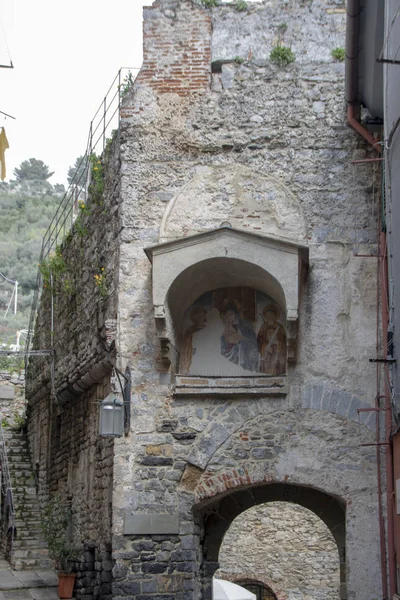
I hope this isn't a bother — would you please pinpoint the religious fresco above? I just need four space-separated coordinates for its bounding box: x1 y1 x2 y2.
179 287 286 377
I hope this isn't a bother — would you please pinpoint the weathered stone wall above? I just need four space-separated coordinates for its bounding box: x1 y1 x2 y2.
26 139 121 599
217 502 340 600
26 1 385 599
113 0 379 600
112 1 382 599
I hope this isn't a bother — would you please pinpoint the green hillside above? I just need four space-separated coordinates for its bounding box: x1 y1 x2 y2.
0 160 65 352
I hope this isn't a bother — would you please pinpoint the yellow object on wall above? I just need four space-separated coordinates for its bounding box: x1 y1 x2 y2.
0 128 9 180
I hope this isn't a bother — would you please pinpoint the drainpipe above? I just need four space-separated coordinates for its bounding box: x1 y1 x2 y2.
381 229 397 599
345 2 395 598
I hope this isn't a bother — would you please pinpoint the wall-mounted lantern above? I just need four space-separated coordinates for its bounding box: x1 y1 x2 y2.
99 393 124 438
99 366 131 438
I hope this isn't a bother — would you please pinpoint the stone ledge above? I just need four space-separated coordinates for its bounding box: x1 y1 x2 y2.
174 375 287 397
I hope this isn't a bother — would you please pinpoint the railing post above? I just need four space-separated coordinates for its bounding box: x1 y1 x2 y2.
118 68 122 131
103 97 106 150
0 419 16 558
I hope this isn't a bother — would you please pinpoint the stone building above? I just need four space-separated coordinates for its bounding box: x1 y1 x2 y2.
24 1 391 599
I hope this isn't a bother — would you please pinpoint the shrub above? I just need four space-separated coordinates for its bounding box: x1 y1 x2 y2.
41 495 80 573
235 0 248 11
270 45 295 67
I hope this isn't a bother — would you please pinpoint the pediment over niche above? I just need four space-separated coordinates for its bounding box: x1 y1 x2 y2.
145 227 308 393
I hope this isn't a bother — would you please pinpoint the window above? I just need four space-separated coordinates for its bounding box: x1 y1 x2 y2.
237 580 277 600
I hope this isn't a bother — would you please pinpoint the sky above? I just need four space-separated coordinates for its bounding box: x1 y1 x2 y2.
0 0 153 185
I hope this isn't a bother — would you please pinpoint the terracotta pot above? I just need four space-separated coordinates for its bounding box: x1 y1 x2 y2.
58 573 76 599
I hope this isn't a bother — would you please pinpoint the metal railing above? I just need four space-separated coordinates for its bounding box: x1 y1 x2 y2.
0 418 15 554
25 67 139 359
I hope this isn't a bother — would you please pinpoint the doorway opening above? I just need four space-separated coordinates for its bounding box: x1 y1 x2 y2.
196 482 345 600
216 502 340 599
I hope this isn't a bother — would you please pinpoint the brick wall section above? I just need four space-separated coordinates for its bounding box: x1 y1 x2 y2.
135 0 211 96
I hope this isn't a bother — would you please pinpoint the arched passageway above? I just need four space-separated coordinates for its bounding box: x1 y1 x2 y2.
217 502 340 599
195 482 346 600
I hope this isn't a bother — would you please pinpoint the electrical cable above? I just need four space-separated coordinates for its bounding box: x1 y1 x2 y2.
0 12 13 68
0 271 17 284
379 4 400 61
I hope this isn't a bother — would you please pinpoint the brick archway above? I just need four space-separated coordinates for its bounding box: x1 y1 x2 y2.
194 482 345 600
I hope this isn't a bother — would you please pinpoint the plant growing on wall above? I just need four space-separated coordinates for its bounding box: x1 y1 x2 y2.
78 199 91 216
331 47 345 61
94 268 107 298
11 412 27 433
41 494 80 598
201 0 217 7
41 495 80 573
88 153 104 204
235 0 247 11
277 22 287 44
73 216 88 238
119 71 134 100
270 45 295 67
63 279 74 296
38 247 67 287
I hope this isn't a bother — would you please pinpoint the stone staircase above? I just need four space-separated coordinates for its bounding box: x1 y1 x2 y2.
2 427 53 571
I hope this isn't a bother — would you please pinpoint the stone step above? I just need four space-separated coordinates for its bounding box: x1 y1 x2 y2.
2 429 53 573
13 541 47 549
15 509 41 517
11 558 54 571
12 551 50 560
16 532 44 540
14 519 42 528
0 588 60 600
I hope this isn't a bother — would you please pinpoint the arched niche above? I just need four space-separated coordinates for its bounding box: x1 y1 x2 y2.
145 227 308 394
167 258 286 340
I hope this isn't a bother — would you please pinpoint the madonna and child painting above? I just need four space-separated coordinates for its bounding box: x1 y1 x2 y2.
179 286 286 377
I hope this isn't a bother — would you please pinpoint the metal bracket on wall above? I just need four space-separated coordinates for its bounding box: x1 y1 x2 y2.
369 358 396 363
123 365 131 436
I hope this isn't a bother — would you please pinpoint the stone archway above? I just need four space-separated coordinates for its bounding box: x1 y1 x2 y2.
217 502 341 599
194 482 346 600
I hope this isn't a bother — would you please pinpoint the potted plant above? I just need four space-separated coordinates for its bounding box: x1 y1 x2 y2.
41 494 80 599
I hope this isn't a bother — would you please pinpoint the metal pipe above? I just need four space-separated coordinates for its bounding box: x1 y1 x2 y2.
377 220 389 600
348 105 382 153
345 0 361 106
351 158 385 164
381 230 397 597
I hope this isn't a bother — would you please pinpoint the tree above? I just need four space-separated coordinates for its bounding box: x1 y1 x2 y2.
14 158 54 182
67 155 87 186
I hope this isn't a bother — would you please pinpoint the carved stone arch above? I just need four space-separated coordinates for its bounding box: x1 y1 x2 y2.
179 408 379 599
